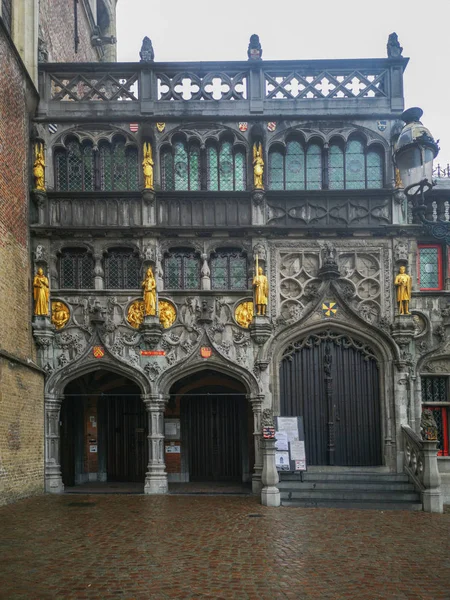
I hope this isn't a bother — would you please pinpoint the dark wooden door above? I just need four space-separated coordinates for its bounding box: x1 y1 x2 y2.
280 331 381 466
182 394 243 481
102 394 148 482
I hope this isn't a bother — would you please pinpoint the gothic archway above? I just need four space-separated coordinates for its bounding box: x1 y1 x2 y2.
279 329 382 466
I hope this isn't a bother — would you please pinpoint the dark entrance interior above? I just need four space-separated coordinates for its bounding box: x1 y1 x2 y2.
61 370 147 486
280 331 382 466
168 370 252 483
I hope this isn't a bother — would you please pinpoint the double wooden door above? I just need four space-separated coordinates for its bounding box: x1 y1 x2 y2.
280 332 382 466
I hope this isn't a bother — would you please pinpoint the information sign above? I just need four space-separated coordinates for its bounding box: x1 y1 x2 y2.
274 416 306 472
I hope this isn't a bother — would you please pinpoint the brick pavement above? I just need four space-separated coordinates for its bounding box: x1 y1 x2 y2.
0 495 449 600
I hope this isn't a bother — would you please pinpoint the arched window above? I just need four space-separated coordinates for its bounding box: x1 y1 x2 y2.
59 248 94 289
211 249 247 290
206 141 246 191
55 137 138 191
268 139 323 190
329 138 384 189
104 248 141 289
161 140 200 191
164 249 201 289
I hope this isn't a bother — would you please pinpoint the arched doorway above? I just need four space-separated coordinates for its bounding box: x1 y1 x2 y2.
279 330 382 466
61 370 148 487
166 370 252 483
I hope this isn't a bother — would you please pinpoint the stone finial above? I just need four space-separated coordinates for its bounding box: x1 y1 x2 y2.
140 36 155 62
387 32 403 58
248 34 262 60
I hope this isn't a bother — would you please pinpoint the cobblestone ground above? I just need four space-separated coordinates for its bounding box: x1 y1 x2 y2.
1 495 449 600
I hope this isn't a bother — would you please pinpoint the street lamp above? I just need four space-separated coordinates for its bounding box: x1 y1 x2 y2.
394 107 449 243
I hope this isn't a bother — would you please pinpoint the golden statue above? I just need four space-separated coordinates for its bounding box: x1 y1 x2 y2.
235 301 254 328
394 168 403 189
142 267 157 316
395 266 412 315
51 301 70 329
33 268 50 316
33 143 46 191
142 142 154 190
159 300 176 329
252 255 268 316
253 142 264 189
127 300 145 329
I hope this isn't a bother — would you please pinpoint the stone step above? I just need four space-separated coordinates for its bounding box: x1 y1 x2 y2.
280 489 420 502
280 472 410 483
278 481 416 492
281 499 423 511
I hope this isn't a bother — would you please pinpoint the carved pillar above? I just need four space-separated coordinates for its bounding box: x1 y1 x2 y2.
250 395 263 493
201 253 211 290
261 439 280 507
143 395 168 494
45 394 64 493
94 253 105 290
422 440 443 513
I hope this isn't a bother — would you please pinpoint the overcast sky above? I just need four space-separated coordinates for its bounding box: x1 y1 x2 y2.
117 0 449 165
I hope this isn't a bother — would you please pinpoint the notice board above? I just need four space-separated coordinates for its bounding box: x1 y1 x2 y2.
274 416 306 472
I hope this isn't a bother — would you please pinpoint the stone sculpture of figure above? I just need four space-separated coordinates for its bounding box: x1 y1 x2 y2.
253 142 264 190
247 34 262 60
142 142 154 190
33 143 45 191
387 32 403 58
253 256 268 316
394 265 412 315
33 267 49 316
140 36 154 62
142 267 157 316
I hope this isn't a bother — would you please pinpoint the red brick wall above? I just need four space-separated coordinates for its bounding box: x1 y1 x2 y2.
39 0 99 63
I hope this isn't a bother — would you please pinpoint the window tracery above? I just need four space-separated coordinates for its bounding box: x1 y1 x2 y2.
164 248 201 289
104 248 141 289
59 248 94 289
211 249 248 290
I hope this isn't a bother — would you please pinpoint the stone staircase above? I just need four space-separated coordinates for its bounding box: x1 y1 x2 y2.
279 467 422 510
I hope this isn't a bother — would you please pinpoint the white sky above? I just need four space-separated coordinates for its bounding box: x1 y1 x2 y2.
117 0 449 165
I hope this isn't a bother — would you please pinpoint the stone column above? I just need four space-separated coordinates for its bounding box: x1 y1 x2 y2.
94 253 104 290
201 253 211 290
422 440 443 513
45 394 64 493
261 439 280 507
143 395 168 494
250 395 263 493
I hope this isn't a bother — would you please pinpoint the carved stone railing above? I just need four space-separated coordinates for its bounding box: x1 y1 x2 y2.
157 192 251 228
266 191 392 228
408 193 450 226
38 193 146 227
402 425 443 513
37 57 407 120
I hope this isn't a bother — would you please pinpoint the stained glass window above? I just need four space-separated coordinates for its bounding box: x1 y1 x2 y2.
366 150 383 188
105 249 141 289
207 146 219 191
234 149 246 191
421 377 449 456
59 249 94 289
99 143 112 190
269 150 284 190
174 141 188 190
419 246 442 290
286 141 305 190
345 140 365 189
306 144 322 190
164 250 200 289
126 147 139 190
219 141 234 191
112 139 127 191
211 250 247 290
328 144 344 189
189 145 201 191
162 141 201 191
206 142 246 191
161 148 174 190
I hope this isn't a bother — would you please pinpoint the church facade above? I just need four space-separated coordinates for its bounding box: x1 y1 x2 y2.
1 5 449 508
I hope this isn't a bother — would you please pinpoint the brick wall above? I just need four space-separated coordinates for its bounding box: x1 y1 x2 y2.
39 0 100 63
0 27 44 506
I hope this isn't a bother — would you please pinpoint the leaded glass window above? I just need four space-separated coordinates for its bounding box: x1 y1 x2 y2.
345 140 365 189
422 377 449 456
366 150 383 188
422 377 448 404
286 141 305 190
162 148 174 190
104 249 141 289
269 149 284 190
234 149 246 191
269 141 322 190
56 140 94 192
162 141 201 191
164 250 200 289
211 250 247 290
174 141 188 190
419 246 442 290
59 249 94 289
328 144 344 189
206 142 247 191
306 144 322 190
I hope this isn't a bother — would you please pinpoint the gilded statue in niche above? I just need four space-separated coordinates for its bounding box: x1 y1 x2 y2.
142 267 157 316
33 268 50 316
33 143 46 191
142 142 154 190
253 142 264 189
127 299 176 329
235 301 254 328
394 265 412 315
252 255 268 316
51 301 70 329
